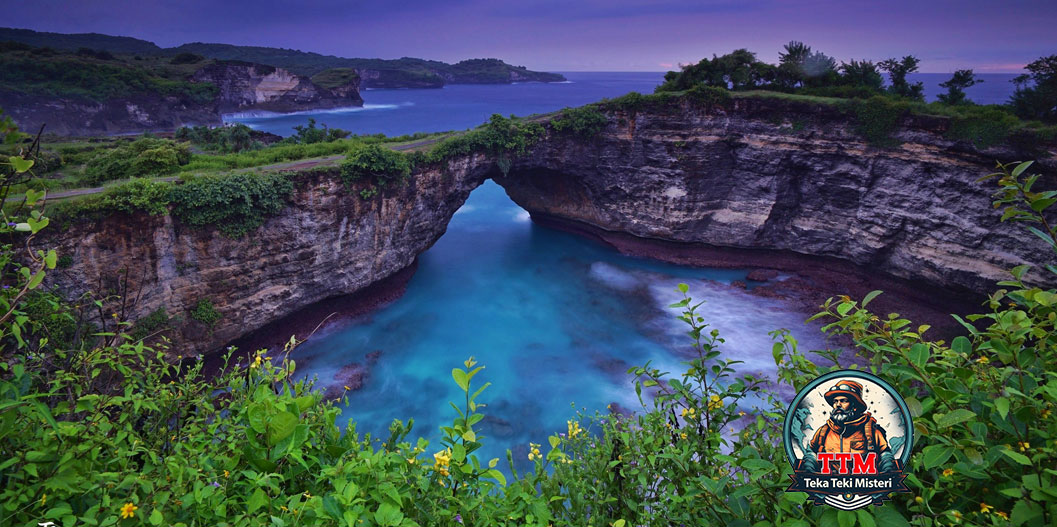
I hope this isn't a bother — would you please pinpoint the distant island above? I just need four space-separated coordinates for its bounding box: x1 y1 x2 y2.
0 27 567 89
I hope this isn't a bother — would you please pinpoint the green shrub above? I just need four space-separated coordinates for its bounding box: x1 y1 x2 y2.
944 105 1021 149
190 299 221 328
175 124 261 153
340 144 411 190
428 114 545 165
81 138 191 185
169 172 294 237
852 96 910 146
550 106 608 137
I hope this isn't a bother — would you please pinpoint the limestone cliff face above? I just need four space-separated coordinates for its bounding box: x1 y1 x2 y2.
3 61 364 136
496 97 1057 296
41 155 490 356
193 62 364 114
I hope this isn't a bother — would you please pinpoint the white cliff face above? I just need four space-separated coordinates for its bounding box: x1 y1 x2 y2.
192 62 363 113
254 70 302 103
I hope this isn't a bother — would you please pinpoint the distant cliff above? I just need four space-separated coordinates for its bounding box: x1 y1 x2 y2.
0 27 566 89
0 47 363 135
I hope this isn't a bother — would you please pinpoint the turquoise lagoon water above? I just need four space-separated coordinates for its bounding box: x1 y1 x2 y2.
287 181 831 471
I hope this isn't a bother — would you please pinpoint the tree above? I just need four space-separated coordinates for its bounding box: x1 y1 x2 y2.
1009 55 1057 123
657 49 769 92
777 41 837 89
879 55 924 100
839 60 885 91
937 69 981 105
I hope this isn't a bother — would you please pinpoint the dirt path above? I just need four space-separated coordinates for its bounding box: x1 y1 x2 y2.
14 137 446 202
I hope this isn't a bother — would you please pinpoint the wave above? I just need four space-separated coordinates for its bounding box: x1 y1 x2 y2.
223 103 406 120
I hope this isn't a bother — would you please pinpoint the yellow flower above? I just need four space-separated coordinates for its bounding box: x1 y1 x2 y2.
434 448 452 476
223 470 230 478
942 468 954 477
120 503 138 519
407 457 417 465
980 502 994 514
528 442 541 461
952 511 962 520
707 395 723 411
464 356 477 368
996 511 1008 520
976 356 989 364
343 385 351 391
1041 408 1052 419
914 496 923 505
738 411 746 417
281 506 289 512
40 493 46 506
303 492 312 499
1018 441 1030 452
567 420 583 438
679 432 688 440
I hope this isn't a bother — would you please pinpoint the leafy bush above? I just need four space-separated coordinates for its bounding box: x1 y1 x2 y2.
190 298 222 328
169 172 294 238
81 137 191 185
340 144 411 191
550 106 608 137
944 105 1021 149
852 96 910 146
175 124 260 153
428 114 545 165
284 118 352 145
169 52 204 65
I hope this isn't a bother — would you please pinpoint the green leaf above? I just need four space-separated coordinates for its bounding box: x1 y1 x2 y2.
374 503 403 527
266 411 298 446
1011 499 1043 526
27 270 45 290
908 343 929 368
452 368 469 391
1012 160 1033 177
855 509 877 527
1001 448 1032 466
837 510 856 527
873 505 911 527
9 156 33 173
322 496 343 520
677 283 689 294
614 521 626 527
248 402 269 434
994 397 1010 419
861 290 883 307
921 445 955 469
44 250 57 270
933 409 975 428
740 459 776 472
484 468 507 486
462 430 476 442
149 509 163 526
951 336 973 355
247 488 268 513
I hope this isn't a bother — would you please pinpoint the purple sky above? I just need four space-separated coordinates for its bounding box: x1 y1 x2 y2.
7 0 1056 72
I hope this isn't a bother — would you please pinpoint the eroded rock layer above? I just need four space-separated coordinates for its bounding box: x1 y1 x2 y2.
497 97 1057 297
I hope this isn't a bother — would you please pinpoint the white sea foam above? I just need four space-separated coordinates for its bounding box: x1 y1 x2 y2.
588 262 641 291
454 204 476 215
513 210 531 222
223 103 402 120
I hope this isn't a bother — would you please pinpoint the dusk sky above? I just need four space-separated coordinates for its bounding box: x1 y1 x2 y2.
7 0 1057 72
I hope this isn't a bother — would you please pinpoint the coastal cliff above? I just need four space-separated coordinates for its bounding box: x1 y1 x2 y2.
497 96 1057 297
40 155 492 357
193 62 363 114
34 95 1057 356
0 52 364 135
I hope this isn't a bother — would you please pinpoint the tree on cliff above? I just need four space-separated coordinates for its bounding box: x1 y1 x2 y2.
1009 54 1057 123
777 41 838 89
938 69 981 105
879 55 925 100
838 59 885 91
658 49 772 92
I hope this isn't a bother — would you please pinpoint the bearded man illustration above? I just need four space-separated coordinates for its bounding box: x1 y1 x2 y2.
801 379 898 473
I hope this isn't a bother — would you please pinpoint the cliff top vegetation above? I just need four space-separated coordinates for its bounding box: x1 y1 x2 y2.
0 27 566 86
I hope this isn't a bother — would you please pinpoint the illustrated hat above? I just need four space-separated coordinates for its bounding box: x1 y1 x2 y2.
824 380 866 409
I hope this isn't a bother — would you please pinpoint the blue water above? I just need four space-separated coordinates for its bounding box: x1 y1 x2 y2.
230 72 666 137
290 181 831 473
910 73 1018 105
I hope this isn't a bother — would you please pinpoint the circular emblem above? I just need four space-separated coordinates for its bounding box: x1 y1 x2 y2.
783 369 914 511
